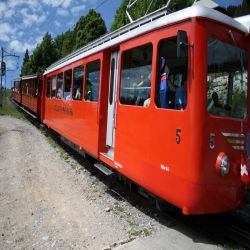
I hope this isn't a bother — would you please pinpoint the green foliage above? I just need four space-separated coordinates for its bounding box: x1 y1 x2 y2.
226 0 250 17
20 32 58 76
0 90 24 119
55 30 75 58
110 0 130 32
20 49 32 76
19 9 107 76
31 32 58 74
110 0 193 32
74 9 107 50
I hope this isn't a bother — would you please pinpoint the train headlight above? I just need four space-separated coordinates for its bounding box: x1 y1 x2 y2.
216 152 230 176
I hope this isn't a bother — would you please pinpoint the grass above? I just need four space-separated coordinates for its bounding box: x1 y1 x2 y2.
0 89 24 119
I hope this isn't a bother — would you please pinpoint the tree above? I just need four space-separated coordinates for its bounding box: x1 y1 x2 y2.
29 32 58 74
110 0 193 32
55 30 75 59
226 0 250 17
74 9 107 50
110 0 129 32
20 49 32 76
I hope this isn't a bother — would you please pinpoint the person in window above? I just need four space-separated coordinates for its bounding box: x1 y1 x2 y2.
74 88 81 100
143 97 150 107
64 88 72 100
208 92 224 115
85 78 93 101
159 57 175 108
57 87 62 99
175 80 187 110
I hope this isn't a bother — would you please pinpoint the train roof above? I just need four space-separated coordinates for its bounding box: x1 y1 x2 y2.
44 4 250 75
13 78 21 82
235 15 250 33
21 74 41 80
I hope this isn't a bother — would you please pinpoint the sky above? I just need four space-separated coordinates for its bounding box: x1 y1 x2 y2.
0 0 244 89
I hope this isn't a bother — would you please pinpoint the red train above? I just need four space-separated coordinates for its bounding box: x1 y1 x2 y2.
12 74 43 117
12 4 250 215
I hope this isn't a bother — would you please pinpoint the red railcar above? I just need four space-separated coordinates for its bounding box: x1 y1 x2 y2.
23 5 250 214
12 75 43 118
12 78 22 104
21 75 43 117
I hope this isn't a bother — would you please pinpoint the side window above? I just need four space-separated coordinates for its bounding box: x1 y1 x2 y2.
156 37 188 110
57 73 63 99
64 69 72 100
73 66 84 101
46 77 50 97
85 60 100 102
120 44 152 107
51 76 57 98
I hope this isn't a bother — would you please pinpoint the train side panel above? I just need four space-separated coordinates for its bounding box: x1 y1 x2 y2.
43 53 104 157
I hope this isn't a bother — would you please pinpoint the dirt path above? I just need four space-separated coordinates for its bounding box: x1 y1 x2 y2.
0 116 223 250
0 116 160 249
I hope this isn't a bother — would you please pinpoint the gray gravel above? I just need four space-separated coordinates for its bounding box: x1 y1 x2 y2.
0 116 222 250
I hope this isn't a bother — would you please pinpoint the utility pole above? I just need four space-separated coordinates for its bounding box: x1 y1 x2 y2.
0 48 4 107
0 47 19 107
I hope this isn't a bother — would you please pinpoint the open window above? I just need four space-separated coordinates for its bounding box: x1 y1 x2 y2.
156 37 188 110
85 60 100 102
56 73 63 99
51 76 56 98
73 66 84 101
64 70 72 100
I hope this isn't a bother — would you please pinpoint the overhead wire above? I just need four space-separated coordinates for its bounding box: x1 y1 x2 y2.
94 0 111 10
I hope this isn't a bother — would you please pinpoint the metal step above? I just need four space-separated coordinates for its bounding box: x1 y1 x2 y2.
94 163 114 176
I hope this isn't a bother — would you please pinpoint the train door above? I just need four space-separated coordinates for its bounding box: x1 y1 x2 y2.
106 51 119 155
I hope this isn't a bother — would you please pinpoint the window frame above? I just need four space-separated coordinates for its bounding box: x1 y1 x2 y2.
46 77 51 98
51 75 57 98
63 69 73 100
84 59 101 102
72 65 84 101
155 35 188 111
119 42 153 107
206 36 248 120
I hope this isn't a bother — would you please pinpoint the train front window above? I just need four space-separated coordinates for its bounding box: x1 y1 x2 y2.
120 44 152 106
207 38 248 119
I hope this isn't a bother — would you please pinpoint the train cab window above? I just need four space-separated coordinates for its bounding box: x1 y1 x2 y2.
56 73 63 99
73 66 84 101
207 38 248 119
156 37 188 110
46 78 51 97
85 60 101 102
51 76 57 98
64 69 72 100
120 44 152 106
